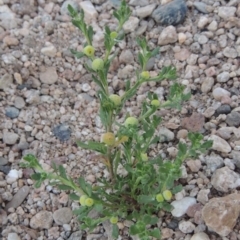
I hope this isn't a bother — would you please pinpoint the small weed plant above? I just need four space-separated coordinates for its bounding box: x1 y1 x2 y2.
21 2 212 239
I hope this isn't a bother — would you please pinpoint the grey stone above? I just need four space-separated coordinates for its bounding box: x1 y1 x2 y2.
158 25 178 45
0 6 18 30
217 72 230 83
193 2 209 13
223 47 238 59
5 186 30 210
40 67 58 84
14 96 25 109
61 0 79 15
0 165 11 175
209 135 231 153
53 208 73 225
53 124 71 141
152 0 187 26
216 105 231 115
230 151 240 168
5 107 20 119
30 211 53 229
226 112 240 127
0 74 13 90
190 42 201 54
0 157 8 166
3 132 19 145
7 233 21 240
159 127 174 142
205 155 224 172
218 6 236 19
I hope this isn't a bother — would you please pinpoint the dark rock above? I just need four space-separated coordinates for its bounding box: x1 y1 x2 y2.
5 186 30 210
190 42 201 54
68 231 83 240
53 124 71 141
16 84 32 90
0 165 11 174
216 105 231 115
5 107 20 119
0 157 8 166
226 112 240 127
167 218 179 230
229 87 240 96
152 0 187 26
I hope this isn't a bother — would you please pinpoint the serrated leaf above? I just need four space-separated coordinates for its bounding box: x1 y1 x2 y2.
150 47 160 57
129 224 140 235
67 4 77 17
201 140 213 150
59 165 68 180
76 140 107 154
142 214 152 225
69 193 80 201
148 228 161 239
31 173 41 181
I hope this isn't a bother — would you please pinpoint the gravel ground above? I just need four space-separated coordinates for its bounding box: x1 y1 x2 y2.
0 0 240 239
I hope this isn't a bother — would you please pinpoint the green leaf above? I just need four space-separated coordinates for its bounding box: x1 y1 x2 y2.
137 195 154 204
129 224 140 235
94 204 103 212
142 214 151 225
67 4 78 17
201 140 213 150
112 224 119 239
171 184 183 194
34 180 42 188
150 216 158 225
150 47 160 57
31 173 41 181
148 228 161 239
57 184 73 190
76 140 107 154
70 49 84 58
59 165 68 180
162 202 173 212
69 193 80 201
87 26 93 44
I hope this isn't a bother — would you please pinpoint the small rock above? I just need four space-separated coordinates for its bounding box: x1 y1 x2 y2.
135 4 156 18
61 0 79 15
197 16 209 29
201 77 214 93
190 232 210 240
223 47 238 59
24 90 40 104
152 0 187 26
0 157 8 166
174 48 190 61
181 113 205 132
7 233 21 240
217 72 230 83
207 20 218 31
212 87 231 101
209 135 231 153
161 228 173 239
53 124 71 141
14 96 25 109
119 49 134 64
218 6 236 19
3 132 19 145
79 1 98 20
197 189 210 204
186 203 202 218
13 73 23 85
30 211 53 229
3 36 19 46
216 105 231 115
0 209 7 225
193 2 209 14
186 160 201 172
177 129 188 139
159 127 174 142
0 6 18 30
0 74 13 90
171 197 196 217
179 221 195 233
123 16 139 33
211 166 240 192
230 150 240 168
5 186 30 210
68 231 83 240
167 219 179 230
5 106 19 119
226 112 240 127
53 208 73 225
205 154 224 172
41 45 57 57
216 127 233 140
178 32 187 44
202 193 240 236
158 26 178 45
40 67 58 84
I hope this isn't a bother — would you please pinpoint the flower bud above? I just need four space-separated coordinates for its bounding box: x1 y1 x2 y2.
140 71 150 79
141 153 148 161
79 195 88 206
85 197 94 207
83 45 95 57
101 132 115 146
110 31 118 39
151 99 160 107
156 193 164 202
163 190 172 201
110 216 118 224
92 58 104 71
124 117 138 127
109 94 121 106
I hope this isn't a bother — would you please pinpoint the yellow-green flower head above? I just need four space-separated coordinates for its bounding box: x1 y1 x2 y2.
101 132 115 146
110 31 118 39
151 99 160 107
92 58 104 71
109 94 121 106
83 45 95 57
124 117 138 127
156 193 164 202
79 195 88 206
163 190 172 201
85 197 94 207
110 216 118 224
141 153 148 161
141 71 150 79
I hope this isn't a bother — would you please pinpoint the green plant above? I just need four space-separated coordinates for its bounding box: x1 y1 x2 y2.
21 1 212 239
